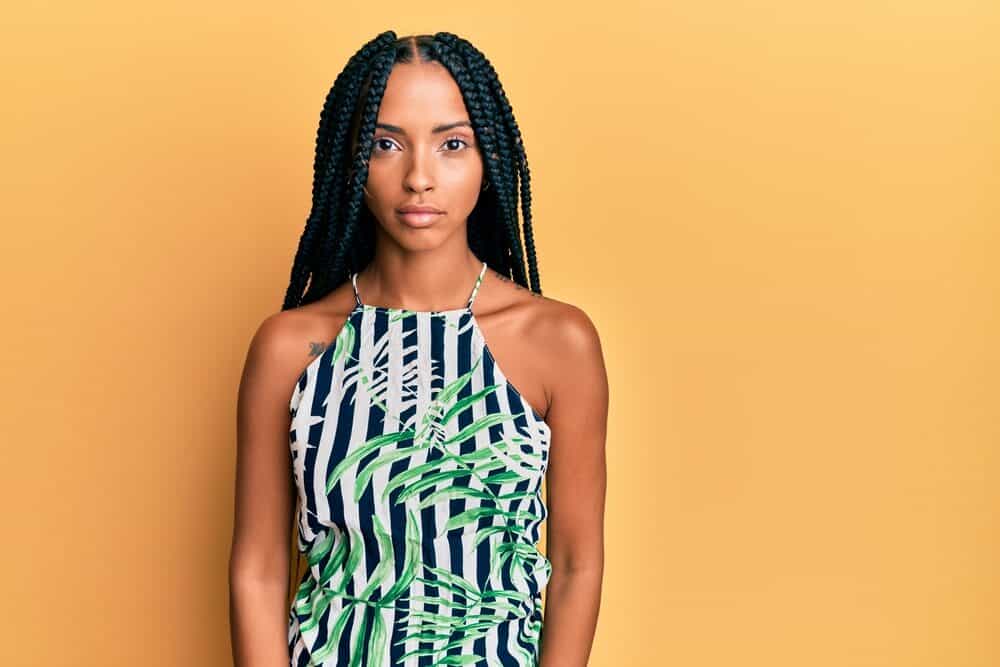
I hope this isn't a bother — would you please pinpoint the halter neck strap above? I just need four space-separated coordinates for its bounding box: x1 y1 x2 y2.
465 261 488 310
351 261 488 312
350 271 363 307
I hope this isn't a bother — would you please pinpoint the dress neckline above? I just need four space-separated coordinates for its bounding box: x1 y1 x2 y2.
354 304 472 316
350 261 488 315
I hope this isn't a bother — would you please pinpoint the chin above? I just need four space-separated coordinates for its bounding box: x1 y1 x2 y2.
378 220 459 251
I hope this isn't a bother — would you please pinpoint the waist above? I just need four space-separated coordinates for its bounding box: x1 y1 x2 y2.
293 568 541 619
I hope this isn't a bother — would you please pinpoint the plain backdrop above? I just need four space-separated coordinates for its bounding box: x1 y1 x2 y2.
1 1 997 665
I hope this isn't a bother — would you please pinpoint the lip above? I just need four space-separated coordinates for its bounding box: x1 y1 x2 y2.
396 210 444 227
397 205 443 214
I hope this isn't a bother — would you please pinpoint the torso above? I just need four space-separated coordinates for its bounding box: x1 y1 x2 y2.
285 261 556 664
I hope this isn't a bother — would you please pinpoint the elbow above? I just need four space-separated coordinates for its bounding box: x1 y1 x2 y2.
229 548 290 592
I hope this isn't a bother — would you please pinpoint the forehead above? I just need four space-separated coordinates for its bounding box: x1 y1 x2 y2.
376 62 469 128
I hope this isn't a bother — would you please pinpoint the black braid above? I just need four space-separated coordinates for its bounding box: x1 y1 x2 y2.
280 31 543 604
282 31 398 310
428 40 520 278
448 34 541 292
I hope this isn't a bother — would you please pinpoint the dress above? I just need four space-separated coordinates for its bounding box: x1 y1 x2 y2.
287 261 552 666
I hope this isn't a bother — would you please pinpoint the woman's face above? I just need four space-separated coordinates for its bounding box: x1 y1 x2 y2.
362 61 485 251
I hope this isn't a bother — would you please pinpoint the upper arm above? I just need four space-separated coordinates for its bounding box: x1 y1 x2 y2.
229 311 306 584
542 304 609 573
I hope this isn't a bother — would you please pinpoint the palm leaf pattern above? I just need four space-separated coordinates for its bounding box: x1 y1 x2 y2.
288 264 551 666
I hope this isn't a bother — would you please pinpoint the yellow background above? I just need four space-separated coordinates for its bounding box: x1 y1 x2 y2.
2 1 996 665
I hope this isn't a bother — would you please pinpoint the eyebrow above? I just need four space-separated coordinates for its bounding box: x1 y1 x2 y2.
375 121 473 135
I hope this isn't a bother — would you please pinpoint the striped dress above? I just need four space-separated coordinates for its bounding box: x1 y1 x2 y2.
287 261 552 666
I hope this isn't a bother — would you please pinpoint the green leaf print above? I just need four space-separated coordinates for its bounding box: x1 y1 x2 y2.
297 523 364 634
301 509 421 663
394 567 532 662
333 319 356 368
326 430 414 494
302 323 548 664
340 322 424 422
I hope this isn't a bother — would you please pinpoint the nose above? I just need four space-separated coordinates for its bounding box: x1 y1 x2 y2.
402 146 434 193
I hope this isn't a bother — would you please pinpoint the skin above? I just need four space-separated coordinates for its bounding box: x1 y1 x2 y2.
229 58 608 667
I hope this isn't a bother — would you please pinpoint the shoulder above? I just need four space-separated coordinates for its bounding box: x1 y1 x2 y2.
241 287 356 400
510 288 609 433
530 295 605 379
483 269 606 396
486 269 602 359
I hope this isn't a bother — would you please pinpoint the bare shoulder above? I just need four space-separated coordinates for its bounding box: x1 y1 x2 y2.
487 270 602 357
242 286 357 399
483 269 606 413
534 296 605 380
509 285 609 442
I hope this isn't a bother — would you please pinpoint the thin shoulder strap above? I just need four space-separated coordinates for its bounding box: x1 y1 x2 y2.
350 272 363 306
465 261 488 310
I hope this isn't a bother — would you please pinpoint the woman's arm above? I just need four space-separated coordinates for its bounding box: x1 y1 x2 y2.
538 305 609 667
229 313 301 666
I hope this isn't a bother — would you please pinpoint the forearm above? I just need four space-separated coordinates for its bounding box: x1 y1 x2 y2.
538 566 603 667
229 575 291 667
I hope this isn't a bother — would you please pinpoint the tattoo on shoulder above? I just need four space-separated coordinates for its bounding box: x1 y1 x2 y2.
308 341 329 358
492 271 545 299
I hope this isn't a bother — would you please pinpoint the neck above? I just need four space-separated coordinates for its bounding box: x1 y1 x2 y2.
356 251 484 311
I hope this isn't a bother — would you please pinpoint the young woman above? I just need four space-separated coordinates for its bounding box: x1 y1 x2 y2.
229 31 608 667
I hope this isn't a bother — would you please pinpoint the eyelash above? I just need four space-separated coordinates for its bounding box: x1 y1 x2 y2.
372 135 471 154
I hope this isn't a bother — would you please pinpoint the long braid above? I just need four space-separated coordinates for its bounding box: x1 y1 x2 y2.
449 34 540 292
428 39 517 277
331 48 398 289
480 57 541 293
463 40 523 279
282 31 398 311
280 30 543 610
433 32 539 289
305 40 392 298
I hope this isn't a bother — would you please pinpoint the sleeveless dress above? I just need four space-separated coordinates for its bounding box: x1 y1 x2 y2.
287 261 552 666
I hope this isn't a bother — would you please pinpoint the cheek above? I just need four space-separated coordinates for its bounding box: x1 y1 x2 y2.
449 174 482 203
363 169 398 216
442 160 484 198
363 167 390 199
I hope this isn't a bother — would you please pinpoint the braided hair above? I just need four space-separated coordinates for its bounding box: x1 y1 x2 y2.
282 30 542 604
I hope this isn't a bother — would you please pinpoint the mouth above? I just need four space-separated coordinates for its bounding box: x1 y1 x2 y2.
396 209 444 227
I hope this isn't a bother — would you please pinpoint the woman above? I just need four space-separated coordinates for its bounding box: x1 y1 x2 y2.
229 31 608 667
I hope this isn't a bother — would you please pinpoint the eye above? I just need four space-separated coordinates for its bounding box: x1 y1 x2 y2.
442 136 471 152
372 137 399 153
